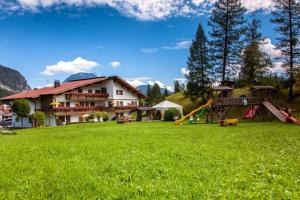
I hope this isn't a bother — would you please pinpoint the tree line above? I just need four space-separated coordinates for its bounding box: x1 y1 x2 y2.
186 0 300 101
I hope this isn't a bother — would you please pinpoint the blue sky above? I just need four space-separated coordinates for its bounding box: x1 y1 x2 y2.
0 0 281 90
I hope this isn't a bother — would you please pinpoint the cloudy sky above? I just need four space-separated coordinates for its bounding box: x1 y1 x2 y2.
0 0 285 90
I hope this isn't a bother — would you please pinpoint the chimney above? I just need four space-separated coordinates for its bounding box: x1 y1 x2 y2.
54 80 61 88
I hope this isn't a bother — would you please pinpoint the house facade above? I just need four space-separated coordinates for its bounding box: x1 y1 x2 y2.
0 76 146 127
0 105 12 120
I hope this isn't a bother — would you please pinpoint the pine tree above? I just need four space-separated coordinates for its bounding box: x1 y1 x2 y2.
240 42 273 85
186 23 211 102
174 80 181 93
146 84 152 105
164 87 169 97
245 13 263 45
209 0 246 83
151 83 162 104
271 0 300 100
240 16 272 85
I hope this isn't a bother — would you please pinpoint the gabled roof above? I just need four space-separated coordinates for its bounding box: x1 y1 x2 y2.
251 86 275 90
0 76 146 101
212 86 233 91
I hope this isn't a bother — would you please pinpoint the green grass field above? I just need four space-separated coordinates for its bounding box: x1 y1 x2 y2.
0 122 299 199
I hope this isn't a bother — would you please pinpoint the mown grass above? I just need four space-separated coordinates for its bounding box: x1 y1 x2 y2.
0 122 299 199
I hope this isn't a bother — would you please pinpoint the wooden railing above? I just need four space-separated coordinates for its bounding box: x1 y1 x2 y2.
40 105 139 113
214 97 264 106
65 92 109 101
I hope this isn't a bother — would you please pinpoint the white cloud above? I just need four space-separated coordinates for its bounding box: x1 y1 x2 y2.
41 57 99 76
126 77 152 87
110 61 120 68
180 68 190 75
259 38 285 73
1 0 283 21
241 0 274 12
140 48 158 54
164 40 192 50
260 38 281 59
127 79 145 87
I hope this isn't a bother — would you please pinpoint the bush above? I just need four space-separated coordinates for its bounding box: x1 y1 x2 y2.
32 111 46 127
101 112 109 121
164 108 182 121
93 111 109 122
12 99 31 127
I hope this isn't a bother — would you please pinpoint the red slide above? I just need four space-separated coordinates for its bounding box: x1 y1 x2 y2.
280 111 300 125
243 105 259 119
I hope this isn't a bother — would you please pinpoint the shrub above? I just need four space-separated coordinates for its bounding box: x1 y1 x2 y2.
88 113 96 121
100 112 109 121
12 99 31 127
32 111 46 127
93 112 109 122
164 108 182 121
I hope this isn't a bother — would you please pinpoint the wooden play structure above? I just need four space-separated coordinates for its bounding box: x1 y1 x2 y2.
176 85 300 125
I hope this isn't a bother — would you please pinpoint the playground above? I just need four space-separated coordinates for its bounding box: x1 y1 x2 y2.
175 85 300 126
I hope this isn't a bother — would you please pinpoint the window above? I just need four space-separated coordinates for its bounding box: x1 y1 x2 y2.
78 88 83 93
85 102 89 107
101 87 107 94
95 90 101 94
15 118 20 122
66 116 71 123
90 102 95 107
80 102 85 107
108 101 113 107
116 90 123 95
58 116 65 123
66 102 70 107
88 89 93 93
116 101 120 106
59 102 65 107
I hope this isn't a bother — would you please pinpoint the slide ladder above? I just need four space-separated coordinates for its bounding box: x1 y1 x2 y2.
262 101 286 122
175 99 214 125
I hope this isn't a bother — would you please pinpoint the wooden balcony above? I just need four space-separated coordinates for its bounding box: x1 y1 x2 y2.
40 105 139 114
65 92 109 101
214 97 265 106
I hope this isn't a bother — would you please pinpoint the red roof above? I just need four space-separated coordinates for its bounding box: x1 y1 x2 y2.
0 76 146 101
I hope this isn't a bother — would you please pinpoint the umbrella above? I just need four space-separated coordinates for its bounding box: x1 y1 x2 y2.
50 102 61 106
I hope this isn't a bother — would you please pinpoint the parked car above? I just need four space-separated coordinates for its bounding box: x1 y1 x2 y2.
0 118 12 127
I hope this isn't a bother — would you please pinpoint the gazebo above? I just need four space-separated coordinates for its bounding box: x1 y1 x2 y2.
152 100 183 119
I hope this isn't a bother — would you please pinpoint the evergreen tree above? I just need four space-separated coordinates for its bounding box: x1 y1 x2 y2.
271 0 300 100
186 23 211 102
151 83 162 104
245 13 263 45
174 80 181 93
240 16 272 85
209 0 246 83
240 42 273 85
145 84 152 105
164 87 169 97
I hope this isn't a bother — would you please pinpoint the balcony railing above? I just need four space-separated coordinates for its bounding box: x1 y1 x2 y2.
43 105 139 113
214 97 264 106
65 92 109 101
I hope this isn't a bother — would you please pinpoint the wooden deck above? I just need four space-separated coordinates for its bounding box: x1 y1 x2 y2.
214 97 264 106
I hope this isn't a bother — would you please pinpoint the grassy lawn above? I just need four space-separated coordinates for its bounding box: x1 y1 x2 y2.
0 122 299 199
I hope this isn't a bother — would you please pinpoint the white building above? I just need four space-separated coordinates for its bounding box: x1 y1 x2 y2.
1 76 146 127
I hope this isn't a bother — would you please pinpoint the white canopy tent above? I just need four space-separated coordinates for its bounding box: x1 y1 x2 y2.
153 100 183 119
